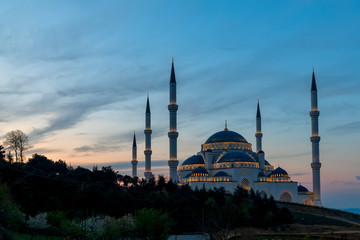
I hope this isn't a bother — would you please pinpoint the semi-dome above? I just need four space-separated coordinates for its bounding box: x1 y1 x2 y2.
214 171 229 177
217 151 255 163
298 185 309 192
269 167 289 178
191 166 209 176
205 130 248 144
181 155 204 165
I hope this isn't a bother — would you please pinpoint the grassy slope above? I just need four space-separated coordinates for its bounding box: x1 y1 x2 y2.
291 211 352 226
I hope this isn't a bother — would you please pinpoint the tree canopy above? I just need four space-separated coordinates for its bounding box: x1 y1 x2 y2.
3 130 31 162
0 153 293 239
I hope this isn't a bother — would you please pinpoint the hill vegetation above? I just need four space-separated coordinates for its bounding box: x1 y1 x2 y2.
0 153 295 240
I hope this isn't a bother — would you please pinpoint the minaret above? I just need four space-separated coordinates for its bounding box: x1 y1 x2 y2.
168 58 179 182
310 67 322 207
256 101 265 172
144 95 152 181
131 132 138 177
255 100 263 152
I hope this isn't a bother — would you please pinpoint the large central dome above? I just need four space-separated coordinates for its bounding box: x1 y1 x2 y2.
205 130 248 144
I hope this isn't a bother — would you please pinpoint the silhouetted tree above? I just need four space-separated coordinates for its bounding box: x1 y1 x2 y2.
4 130 31 162
6 151 13 163
0 146 5 161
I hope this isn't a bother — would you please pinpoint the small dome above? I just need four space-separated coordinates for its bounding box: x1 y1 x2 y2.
191 166 209 176
298 185 309 192
205 130 248 144
217 151 256 163
181 155 204 165
214 171 229 177
269 167 289 178
265 160 270 166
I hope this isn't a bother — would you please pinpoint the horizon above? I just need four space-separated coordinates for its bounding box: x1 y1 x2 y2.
0 1 359 209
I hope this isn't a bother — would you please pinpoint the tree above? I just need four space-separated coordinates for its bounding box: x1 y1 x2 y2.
134 208 173 240
4 130 31 162
0 146 5 161
6 151 13 163
0 183 25 229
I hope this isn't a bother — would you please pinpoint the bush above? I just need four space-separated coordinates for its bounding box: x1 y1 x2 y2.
0 227 14 240
134 208 174 240
27 213 48 230
46 211 80 236
0 184 25 230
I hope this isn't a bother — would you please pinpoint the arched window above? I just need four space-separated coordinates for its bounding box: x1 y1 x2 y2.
280 192 292 202
241 178 250 190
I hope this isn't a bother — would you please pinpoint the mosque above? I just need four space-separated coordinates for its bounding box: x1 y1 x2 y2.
130 60 322 207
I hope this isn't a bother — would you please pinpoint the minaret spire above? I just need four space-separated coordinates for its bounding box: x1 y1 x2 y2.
256 100 265 171
256 99 261 118
168 58 179 181
131 132 138 177
310 68 322 206
255 100 263 152
311 67 317 91
144 95 152 181
146 93 150 113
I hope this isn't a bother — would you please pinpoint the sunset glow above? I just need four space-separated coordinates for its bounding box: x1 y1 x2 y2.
0 1 359 209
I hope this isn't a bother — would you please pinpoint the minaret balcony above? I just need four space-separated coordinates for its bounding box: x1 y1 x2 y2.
255 133 263 138
144 150 152 155
311 162 321 169
309 111 320 117
168 132 179 138
168 160 179 167
144 129 152 134
168 104 178 111
131 160 138 164
310 136 321 142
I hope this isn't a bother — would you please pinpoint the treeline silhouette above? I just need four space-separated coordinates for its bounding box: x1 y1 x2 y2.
0 153 293 237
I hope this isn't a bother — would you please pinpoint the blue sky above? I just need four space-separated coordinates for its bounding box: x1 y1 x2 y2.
0 1 359 208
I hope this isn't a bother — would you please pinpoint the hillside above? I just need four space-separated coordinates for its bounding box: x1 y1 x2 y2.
343 208 360 215
277 202 360 226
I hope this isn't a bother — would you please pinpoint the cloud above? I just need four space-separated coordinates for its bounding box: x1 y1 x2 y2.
73 143 120 153
270 151 311 160
291 173 308 176
356 176 360 181
332 121 360 134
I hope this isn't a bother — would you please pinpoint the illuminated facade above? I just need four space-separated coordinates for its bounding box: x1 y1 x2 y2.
176 69 321 206
133 61 321 206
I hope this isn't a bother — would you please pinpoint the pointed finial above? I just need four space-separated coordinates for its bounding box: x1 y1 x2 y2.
170 58 176 83
256 100 261 118
311 67 317 91
312 66 314 72
133 132 136 147
224 120 228 131
146 94 150 113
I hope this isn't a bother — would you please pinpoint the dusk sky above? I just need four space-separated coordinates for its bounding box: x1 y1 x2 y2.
0 1 359 209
